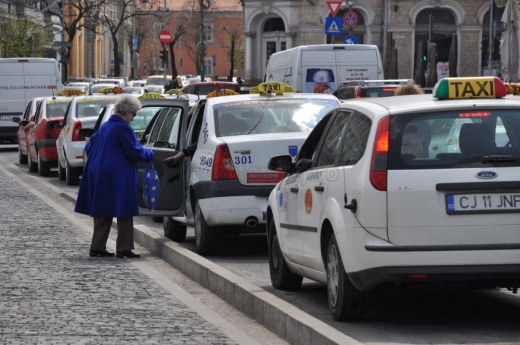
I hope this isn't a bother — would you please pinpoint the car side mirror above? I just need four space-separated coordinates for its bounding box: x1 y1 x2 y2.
78 128 94 137
295 158 312 173
12 117 20 123
19 120 29 126
268 155 293 173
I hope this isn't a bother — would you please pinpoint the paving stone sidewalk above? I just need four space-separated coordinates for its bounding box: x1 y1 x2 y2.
0 168 238 345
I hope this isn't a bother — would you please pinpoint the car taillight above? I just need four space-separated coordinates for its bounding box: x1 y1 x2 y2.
370 116 389 191
72 120 85 141
355 87 362 98
212 143 237 181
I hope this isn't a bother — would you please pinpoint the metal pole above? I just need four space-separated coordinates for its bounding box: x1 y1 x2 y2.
488 0 494 76
163 0 167 80
131 0 135 80
200 0 205 81
428 13 433 71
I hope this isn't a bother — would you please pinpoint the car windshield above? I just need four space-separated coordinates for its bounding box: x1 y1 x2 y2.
212 98 338 137
76 98 119 118
389 109 520 169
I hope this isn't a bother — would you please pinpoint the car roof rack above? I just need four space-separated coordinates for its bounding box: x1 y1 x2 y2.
340 79 413 86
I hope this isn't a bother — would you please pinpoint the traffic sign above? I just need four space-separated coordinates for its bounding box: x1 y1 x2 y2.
326 1 342 17
343 11 358 27
132 38 138 50
343 35 358 44
159 30 173 44
325 17 342 36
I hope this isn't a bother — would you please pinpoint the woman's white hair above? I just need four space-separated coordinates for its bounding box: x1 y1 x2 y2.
114 95 142 115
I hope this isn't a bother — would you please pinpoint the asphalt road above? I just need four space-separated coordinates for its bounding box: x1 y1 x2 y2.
3 144 520 345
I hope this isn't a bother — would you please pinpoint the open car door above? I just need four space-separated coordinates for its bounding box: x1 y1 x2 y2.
137 98 190 217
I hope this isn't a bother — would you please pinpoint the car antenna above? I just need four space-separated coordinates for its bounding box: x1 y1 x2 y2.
50 76 56 100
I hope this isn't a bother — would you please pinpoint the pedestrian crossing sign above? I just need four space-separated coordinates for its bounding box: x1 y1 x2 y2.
325 17 343 36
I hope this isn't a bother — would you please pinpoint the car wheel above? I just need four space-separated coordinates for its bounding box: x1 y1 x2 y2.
268 218 303 290
194 202 217 255
164 216 187 242
38 152 50 177
57 159 66 181
28 153 38 173
66 160 80 186
152 216 163 223
19 148 27 164
327 234 365 321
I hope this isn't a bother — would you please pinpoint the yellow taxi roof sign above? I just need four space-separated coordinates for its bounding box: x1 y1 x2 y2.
250 82 294 96
138 92 166 100
206 89 240 98
433 77 507 100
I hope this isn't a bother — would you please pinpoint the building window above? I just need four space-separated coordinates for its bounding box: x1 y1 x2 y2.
204 23 213 43
204 58 213 76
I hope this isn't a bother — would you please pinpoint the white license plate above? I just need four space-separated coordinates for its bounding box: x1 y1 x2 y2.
446 193 520 214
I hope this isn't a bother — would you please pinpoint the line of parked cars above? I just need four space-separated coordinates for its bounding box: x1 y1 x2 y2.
13 76 520 324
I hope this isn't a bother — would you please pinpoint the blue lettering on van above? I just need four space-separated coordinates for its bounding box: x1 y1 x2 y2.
0 85 47 90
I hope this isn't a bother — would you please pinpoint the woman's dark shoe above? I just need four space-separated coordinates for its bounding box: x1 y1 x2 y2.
89 249 115 257
116 250 141 259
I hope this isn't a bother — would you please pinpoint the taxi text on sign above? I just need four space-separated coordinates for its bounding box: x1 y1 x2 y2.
447 77 496 98
326 1 342 17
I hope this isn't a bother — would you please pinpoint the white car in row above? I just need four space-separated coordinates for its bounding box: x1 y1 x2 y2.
266 76 520 321
142 82 340 255
56 94 123 185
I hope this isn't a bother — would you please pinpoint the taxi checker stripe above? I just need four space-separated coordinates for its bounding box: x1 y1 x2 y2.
280 223 317 233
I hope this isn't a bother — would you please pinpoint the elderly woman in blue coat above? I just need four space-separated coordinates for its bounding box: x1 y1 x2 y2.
75 95 153 259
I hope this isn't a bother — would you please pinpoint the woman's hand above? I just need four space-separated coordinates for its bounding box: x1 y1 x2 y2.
163 151 185 164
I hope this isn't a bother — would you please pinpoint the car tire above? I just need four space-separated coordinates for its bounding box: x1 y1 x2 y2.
164 216 187 242
28 154 38 173
57 159 66 181
152 216 163 223
194 202 217 255
66 160 80 186
38 153 50 177
19 148 27 164
327 234 365 322
268 219 303 290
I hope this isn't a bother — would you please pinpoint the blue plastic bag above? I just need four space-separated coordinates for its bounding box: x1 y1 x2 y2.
143 161 160 211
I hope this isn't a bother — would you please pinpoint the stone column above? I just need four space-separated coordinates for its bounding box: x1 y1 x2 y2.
244 31 256 83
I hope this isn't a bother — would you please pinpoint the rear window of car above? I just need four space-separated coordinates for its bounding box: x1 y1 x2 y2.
212 98 339 137
360 87 397 98
147 78 167 85
388 109 520 169
76 99 119 118
46 102 69 118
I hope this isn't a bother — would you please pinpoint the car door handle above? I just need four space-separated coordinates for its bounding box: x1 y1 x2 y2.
314 186 324 192
290 187 298 193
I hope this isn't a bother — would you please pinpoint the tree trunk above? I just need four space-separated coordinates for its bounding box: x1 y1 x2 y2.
426 43 437 87
228 40 235 81
169 42 177 78
112 34 120 77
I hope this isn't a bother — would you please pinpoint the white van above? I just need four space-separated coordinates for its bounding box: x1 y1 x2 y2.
264 44 383 94
0 58 63 142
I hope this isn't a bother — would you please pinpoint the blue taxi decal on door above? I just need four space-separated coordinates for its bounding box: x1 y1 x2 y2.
289 145 298 157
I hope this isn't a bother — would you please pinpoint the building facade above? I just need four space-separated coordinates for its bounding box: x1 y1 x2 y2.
242 0 519 84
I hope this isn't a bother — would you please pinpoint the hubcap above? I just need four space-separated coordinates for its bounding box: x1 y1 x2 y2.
327 243 339 308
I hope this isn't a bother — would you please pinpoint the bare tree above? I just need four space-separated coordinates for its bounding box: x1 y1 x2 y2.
123 14 156 79
167 24 186 79
219 18 243 81
40 0 107 82
100 0 161 77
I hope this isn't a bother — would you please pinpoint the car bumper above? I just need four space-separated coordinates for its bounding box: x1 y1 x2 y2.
193 180 273 227
341 230 520 291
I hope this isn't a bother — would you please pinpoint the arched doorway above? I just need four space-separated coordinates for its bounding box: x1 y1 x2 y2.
262 17 286 78
415 9 456 79
481 4 505 76
326 9 365 44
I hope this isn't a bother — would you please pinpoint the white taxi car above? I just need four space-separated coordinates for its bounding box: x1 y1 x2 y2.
138 82 340 255
56 94 123 185
266 77 520 321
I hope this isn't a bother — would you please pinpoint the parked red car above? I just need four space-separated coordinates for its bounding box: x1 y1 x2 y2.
26 96 72 176
12 97 44 164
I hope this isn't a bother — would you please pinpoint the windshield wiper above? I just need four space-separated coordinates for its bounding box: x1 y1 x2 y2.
481 155 520 163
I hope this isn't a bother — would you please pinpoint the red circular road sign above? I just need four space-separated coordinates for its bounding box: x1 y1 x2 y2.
343 11 358 27
159 30 173 44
